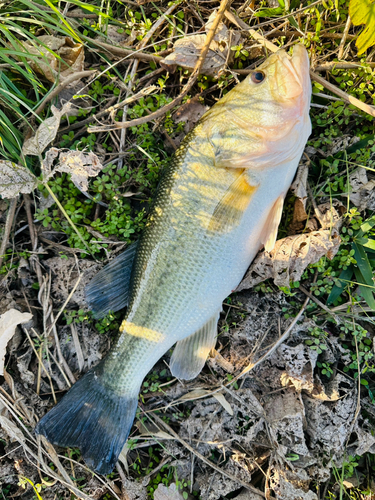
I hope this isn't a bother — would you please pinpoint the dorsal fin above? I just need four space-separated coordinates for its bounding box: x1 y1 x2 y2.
85 242 138 318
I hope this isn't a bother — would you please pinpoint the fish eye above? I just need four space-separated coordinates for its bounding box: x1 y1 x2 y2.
251 71 265 84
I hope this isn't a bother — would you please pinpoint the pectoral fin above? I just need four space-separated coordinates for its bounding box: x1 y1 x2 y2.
170 311 220 380
85 242 138 319
208 171 258 233
261 195 284 253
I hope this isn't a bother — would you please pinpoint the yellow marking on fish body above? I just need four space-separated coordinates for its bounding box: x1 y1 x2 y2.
119 320 165 343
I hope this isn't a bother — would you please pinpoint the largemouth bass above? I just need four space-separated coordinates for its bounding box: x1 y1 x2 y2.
36 44 312 474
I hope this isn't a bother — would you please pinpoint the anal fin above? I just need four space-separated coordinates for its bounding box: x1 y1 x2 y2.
170 311 220 380
261 195 284 253
85 242 138 319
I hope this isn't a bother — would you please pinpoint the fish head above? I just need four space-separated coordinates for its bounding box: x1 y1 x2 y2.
203 44 312 168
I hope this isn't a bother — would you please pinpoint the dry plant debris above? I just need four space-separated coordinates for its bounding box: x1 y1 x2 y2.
22 103 72 157
0 162 38 199
238 229 341 289
11 35 84 83
0 309 32 375
161 11 241 75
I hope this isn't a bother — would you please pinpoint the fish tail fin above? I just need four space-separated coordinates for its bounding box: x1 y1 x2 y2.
35 368 138 474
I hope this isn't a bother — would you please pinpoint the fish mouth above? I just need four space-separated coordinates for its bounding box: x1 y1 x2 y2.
274 44 311 101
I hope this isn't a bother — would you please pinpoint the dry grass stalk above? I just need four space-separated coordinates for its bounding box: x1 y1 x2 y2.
0 197 17 270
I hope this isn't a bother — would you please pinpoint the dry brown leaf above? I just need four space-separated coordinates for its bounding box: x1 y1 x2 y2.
0 161 38 199
316 199 346 231
22 103 71 156
290 163 309 205
161 11 241 75
12 35 84 83
173 96 209 133
56 150 104 191
0 309 33 375
154 483 185 500
238 230 341 290
289 163 309 233
344 167 375 211
41 147 61 180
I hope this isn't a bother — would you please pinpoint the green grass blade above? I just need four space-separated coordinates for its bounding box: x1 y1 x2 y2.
353 267 375 310
352 242 374 286
327 266 354 305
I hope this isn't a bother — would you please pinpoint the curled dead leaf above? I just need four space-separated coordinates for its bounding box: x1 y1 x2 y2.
173 96 209 133
22 103 71 156
161 11 241 75
0 309 33 375
0 161 38 199
238 229 341 290
56 150 104 191
344 167 375 211
12 35 84 83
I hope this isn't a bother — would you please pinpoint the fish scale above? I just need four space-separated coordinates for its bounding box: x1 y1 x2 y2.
35 45 312 474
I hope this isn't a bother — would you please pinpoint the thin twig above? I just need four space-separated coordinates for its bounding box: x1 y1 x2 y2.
88 0 232 133
0 197 17 270
83 38 163 63
338 15 351 60
24 194 43 285
232 296 310 384
50 311 76 385
307 61 374 71
23 194 37 251
117 2 178 167
45 273 82 339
